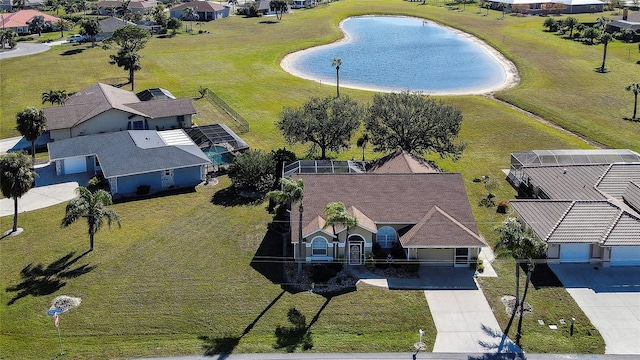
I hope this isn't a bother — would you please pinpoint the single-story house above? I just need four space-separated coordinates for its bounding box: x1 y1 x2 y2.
489 0 605 14
43 83 196 141
0 9 60 34
170 2 230 21
508 151 640 266
290 173 488 266
97 0 158 16
290 0 316 9
98 17 138 40
47 129 210 197
609 10 640 32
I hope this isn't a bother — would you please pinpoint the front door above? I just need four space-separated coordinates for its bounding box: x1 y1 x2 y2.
454 248 469 267
349 242 363 265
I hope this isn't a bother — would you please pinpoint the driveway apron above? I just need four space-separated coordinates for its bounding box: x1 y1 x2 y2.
550 264 640 354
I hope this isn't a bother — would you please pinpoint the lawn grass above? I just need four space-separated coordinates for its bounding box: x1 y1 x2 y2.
0 1 617 357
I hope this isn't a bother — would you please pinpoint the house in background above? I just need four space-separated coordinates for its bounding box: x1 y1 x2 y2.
609 9 640 34
290 0 316 9
488 0 605 14
48 130 210 198
170 1 230 21
96 0 159 16
98 17 138 40
290 172 488 267
43 83 196 141
507 149 640 267
0 9 60 34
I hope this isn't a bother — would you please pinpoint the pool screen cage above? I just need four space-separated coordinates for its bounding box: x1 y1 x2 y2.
184 124 249 166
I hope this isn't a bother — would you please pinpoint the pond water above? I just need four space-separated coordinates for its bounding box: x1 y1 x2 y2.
282 16 515 94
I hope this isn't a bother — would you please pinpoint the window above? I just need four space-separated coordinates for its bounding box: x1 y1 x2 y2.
132 120 144 130
177 115 185 122
377 226 397 249
311 237 327 256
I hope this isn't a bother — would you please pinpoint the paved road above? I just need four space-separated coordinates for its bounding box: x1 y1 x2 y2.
551 264 640 355
0 39 68 60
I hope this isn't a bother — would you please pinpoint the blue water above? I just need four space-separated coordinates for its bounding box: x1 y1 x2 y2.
285 16 509 94
205 146 235 165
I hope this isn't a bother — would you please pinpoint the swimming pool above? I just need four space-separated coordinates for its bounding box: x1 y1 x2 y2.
282 16 516 95
204 145 235 166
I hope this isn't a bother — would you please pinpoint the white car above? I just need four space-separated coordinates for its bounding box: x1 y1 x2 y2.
68 34 88 43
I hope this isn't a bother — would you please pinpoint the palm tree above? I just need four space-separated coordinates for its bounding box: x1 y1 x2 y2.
182 7 197 32
54 18 72 38
80 17 101 48
332 58 342 98
356 132 369 162
42 90 57 105
28 15 46 36
323 201 357 264
563 16 578 38
266 177 304 272
0 152 35 234
626 83 640 120
15 107 47 166
61 187 121 252
599 32 614 73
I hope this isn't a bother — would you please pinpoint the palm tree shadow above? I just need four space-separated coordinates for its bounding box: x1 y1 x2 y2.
5 251 96 305
199 290 286 358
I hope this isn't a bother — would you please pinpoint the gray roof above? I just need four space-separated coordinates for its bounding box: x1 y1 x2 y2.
43 83 196 131
99 17 138 34
512 200 640 246
596 163 640 200
624 182 640 213
523 164 608 200
510 200 573 240
48 130 209 178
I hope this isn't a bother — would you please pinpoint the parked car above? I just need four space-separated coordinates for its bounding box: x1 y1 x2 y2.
67 34 88 43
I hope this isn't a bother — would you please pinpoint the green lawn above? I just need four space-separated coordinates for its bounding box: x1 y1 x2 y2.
0 1 618 357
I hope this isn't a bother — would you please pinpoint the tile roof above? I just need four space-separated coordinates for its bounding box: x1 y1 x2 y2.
596 163 640 200
291 173 487 248
547 201 622 243
510 200 573 240
623 182 640 213
522 164 609 200
43 83 195 131
0 10 60 28
604 212 640 246
48 130 209 178
367 150 439 174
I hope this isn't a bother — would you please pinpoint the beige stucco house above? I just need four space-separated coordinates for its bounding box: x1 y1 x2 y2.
43 83 196 141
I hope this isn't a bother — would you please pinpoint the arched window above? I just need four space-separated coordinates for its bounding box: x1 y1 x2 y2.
311 236 328 256
377 226 397 249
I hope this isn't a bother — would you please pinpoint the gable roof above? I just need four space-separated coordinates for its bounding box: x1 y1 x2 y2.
368 150 439 174
509 200 573 240
48 130 209 178
173 1 228 11
400 205 485 248
291 173 487 248
42 83 196 131
99 17 138 34
522 164 609 200
623 182 640 213
0 9 60 29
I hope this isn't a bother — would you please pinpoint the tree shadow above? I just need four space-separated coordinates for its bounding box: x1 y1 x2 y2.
594 67 609 73
199 290 286 357
5 251 96 305
211 187 264 207
259 20 279 24
60 49 85 56
623 117 640 122
273 307 313 352
477 323 522 355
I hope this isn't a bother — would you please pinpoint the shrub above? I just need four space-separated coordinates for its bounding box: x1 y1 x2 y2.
309 263 342 283
366 254 376 271
406 262 420 273
497 201 509 214
136 184 150 195
228 149 276 194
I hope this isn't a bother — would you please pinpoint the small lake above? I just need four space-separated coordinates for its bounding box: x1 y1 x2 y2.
282 16 515 94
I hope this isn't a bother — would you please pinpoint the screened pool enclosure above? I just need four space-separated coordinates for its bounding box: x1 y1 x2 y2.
184 124 249 168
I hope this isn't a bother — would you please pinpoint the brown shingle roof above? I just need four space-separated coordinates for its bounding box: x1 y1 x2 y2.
291 173 487 248
368 150 439 174
400 206 485 248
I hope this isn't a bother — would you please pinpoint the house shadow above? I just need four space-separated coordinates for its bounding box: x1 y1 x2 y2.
114 186 196 204
550 264 640 293
60 49 85 56
250 227 288 285
526 263 563 289
211 187 264 207
5 251 96 305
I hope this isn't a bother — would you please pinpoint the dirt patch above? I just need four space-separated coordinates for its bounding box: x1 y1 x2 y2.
501 295 532 317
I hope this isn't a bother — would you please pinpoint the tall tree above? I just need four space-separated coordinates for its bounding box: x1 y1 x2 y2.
80 17 101 48
356 132 369 162
563 16 579 38
181 7 197 32
322 201 357 263
0 30 18 49
365 91 465 160
598 32 614 73
269 0 288 21
42 89 68 106
102 25 151 91
626 83 640 120
28 15 46 36
152 4 168 29
61 187 121 252
15 107 47 166
228 149 276 194
278 96 364 159
166 17 182 35
267 177 304 271
54 18 72 38
0 152 35 234
332 57 342 98
496 217 547 347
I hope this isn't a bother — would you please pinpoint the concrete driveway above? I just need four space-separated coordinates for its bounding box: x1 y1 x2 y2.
550 264 640 354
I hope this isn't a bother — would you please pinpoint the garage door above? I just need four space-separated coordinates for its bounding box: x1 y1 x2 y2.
63 157 87 174
611 246 640 266
560 244 590 263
